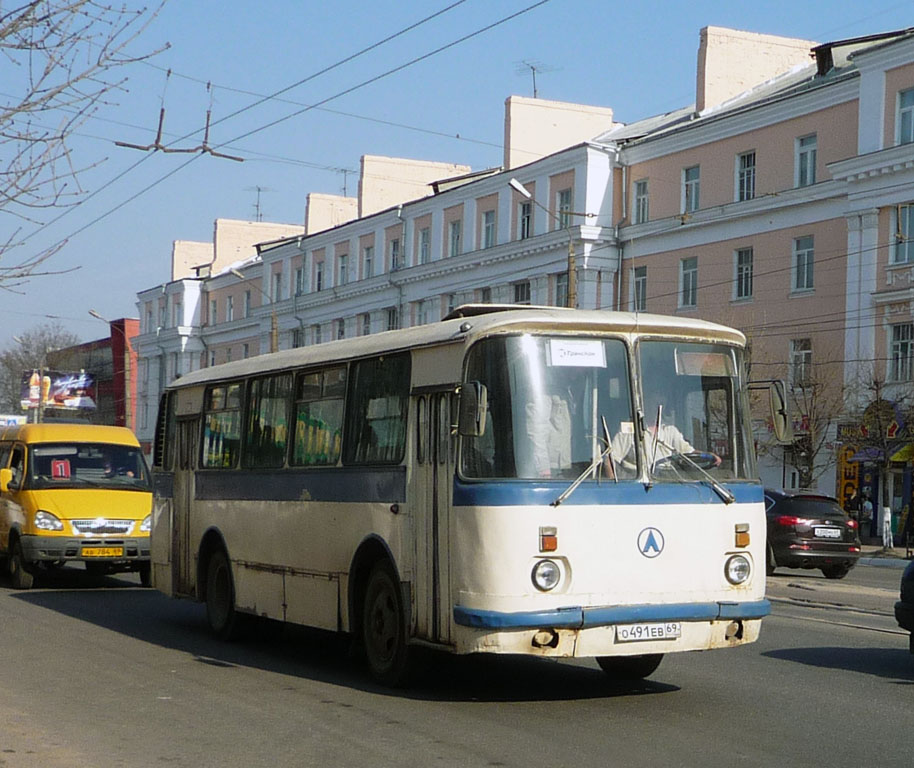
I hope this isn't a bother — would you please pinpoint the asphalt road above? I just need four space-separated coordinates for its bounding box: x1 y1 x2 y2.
0 563 910 768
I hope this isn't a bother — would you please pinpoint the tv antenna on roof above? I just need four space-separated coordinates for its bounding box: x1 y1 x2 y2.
245 186 274 221
514 60 559 99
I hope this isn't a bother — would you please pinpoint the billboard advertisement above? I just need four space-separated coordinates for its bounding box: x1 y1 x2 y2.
20 370 98 411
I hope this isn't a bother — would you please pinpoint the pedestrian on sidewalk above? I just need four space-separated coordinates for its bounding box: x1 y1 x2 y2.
861 493 873 541
882 505 894 550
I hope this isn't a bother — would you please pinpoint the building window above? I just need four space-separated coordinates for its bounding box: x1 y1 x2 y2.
361 313 371 336
387 307 399 331
209 299 217 326
793 236 815 291
890 323 914 381
519 201 532 239
633 265 647 311
419 227 431 264
737 151 756 202
483 210 496 248
634 180 649 224
899 88 914 145
292 328 304 348
338 254 348 286
557 188 572 229
159 303 166 329
209 350 216 367
242 343 250 359
448 220 461 257
514 281 531 305
390 238 401 271
734 248 753 300
416 300 429 326
173 301 182 327
315 260 324 291
312 324 322 345
272 272 282 302
225 347 232 363
479 286 492 304
145 308 153 333
336 319 345 340
679 257 698 308
894 204 914 264
243 291 251 317
791 338 812 388
683 166 700 213
555 272 568 308
295 267 305 296
225 295 233 322
446 293 457 316
363 245 373 278
796 134 817 187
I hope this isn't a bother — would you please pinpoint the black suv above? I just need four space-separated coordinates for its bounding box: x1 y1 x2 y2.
764 488 862 579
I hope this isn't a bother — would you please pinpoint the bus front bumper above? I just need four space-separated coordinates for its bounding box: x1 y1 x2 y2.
451 599 770 657
20 534 151 565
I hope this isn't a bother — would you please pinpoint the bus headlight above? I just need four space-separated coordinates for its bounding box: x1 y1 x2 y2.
725 555 751 585
139 515 151 533
532 559 561 591
35 510 64 531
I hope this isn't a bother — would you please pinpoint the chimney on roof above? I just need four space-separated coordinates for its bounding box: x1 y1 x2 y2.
696 26 818 113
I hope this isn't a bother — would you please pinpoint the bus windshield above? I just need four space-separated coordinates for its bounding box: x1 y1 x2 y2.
460 334 755 483
461 334 636 480
27 443 151 491
634 340 755 482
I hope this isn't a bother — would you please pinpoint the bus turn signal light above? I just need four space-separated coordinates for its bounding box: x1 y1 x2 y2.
539 527 557 552
735 523 750 548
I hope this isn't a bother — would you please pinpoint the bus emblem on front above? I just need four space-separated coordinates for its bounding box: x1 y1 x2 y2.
638 527 665 558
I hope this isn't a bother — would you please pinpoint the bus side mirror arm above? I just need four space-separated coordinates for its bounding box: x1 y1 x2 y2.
749 379 793 444
457 381 488 437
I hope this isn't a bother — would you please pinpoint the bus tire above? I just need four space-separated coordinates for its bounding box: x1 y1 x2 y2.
362 560 410 687
597 653 663 680
9 538 34 590
206 549 242 640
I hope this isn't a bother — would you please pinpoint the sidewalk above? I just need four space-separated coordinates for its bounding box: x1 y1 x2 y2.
858 542 912 569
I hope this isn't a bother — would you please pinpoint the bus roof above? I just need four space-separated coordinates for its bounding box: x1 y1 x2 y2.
0 423 141 446
168 307 747 391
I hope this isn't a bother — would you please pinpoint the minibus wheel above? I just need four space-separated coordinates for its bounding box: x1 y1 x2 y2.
206 549 242 640
9 538 34 590
138 563 151 587
362 560 410 686
597 653 663 680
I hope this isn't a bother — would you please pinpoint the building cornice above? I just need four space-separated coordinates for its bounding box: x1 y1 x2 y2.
828 142 914 182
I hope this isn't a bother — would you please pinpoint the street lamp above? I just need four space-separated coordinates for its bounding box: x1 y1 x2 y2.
508 178 595 308
230 268 278 353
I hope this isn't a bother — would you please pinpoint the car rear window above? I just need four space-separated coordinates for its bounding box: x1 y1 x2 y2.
778 498 845 519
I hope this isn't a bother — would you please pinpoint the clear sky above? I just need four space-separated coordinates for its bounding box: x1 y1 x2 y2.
2 0 912 346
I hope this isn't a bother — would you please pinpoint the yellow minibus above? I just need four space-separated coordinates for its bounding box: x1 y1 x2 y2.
0 423 152 588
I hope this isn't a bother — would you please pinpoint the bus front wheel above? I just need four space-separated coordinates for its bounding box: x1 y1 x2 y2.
9 538 34 590
206 550 242 640
362 560 410 687
597 654 663 680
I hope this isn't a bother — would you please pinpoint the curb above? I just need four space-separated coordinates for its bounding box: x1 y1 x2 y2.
858 557 909 569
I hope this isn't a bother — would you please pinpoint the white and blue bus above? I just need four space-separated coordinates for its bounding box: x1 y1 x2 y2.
150 306 785 685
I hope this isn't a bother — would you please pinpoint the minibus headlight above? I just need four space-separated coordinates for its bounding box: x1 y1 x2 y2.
139 515 151 533
532 559 561 591
35 510 64 531
725 554 751 585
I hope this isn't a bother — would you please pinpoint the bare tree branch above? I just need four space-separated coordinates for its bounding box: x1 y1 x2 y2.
0 1 167 288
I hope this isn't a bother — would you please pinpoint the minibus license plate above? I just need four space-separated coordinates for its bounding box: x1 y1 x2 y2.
82 546 124 558
616 622 681 643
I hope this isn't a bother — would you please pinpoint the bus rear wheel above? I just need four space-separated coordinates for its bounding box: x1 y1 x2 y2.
9 538 34 590
362 561 410 687
597 654 663 680
206 550 242 640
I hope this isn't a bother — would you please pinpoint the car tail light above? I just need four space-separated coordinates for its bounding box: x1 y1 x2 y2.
776 515 804 526
847 519 858 530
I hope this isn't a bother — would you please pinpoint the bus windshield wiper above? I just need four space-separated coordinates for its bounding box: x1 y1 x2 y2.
650 434 735 504
551 417 617 507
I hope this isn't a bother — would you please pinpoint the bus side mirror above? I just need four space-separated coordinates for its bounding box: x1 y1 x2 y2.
769 380 792 444
458 381 488 437
0 467 11 493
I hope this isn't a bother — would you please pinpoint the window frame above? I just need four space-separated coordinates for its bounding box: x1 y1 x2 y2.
793 235 815 292
736 151 756 202
683 166 700 213
795 134 817 187
679 256 698 309
634 179 649 224
734 247 754 301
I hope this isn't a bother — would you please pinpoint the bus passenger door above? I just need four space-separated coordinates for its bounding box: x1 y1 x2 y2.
418 391 454 645
173 417 198 595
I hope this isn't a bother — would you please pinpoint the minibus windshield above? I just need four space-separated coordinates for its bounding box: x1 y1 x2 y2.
27 443 151 491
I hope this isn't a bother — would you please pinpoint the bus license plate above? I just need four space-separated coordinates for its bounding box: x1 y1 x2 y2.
616 622 682 643
82 547 124 558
